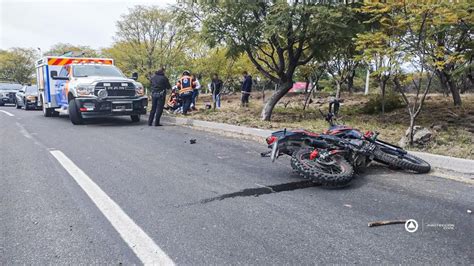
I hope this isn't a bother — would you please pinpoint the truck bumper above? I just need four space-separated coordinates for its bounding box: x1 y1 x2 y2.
76 97 148 118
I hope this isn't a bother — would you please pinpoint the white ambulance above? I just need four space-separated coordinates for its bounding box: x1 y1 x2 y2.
35 57 147 124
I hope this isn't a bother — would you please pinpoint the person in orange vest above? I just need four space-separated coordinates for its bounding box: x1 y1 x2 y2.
176 70 196 115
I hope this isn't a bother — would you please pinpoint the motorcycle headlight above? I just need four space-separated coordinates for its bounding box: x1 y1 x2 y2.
135 85 145 96
76 85 95 96
266 136 278 145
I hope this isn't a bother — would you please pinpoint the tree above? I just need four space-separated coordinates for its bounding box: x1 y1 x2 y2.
358 2 472 107
102 41 154 87
297 61 326 111
356 3 405 115
0 48 37 84
45 43 99 57
418 2 472 106
190 46 259 92
114 6 191 80
325 49 359 98
192 1 349 121
323 6 366 98
394 69 433 146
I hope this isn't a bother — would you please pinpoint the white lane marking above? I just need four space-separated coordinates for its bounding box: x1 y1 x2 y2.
0 110 14 116
16 122 32 139
50 150 174 265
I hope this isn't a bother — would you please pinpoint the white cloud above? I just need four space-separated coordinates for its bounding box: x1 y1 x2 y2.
0 0 176 51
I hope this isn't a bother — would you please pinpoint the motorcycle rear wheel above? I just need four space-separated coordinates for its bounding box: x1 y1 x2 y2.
291 148 354 187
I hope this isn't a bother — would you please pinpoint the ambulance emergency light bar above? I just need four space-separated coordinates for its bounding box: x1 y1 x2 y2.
46 57 114 66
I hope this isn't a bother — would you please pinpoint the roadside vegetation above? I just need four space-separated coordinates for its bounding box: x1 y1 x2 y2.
188 92 474 159
0 1 472 156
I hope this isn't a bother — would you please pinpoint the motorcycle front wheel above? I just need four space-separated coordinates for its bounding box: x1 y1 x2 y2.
291 148 354 187
374 147 431 174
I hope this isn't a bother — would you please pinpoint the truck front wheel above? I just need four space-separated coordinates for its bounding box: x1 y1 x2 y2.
68 99 83 125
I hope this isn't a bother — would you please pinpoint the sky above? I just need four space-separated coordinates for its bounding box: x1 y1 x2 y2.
0 0 176 52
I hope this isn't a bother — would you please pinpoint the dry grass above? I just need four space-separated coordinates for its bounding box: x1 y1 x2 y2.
173 91 474 159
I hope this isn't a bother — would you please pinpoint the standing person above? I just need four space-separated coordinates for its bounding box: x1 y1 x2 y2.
148 68 171 126
176 70 196 115
211 73 223 110
190 74 202 110
241 71 252 107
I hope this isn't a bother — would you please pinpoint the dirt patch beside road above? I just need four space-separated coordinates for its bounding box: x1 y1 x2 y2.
167 92 474 159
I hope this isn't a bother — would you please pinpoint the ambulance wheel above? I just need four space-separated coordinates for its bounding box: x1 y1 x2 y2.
68 99 83 125
131 115 140 123
42 102 53 117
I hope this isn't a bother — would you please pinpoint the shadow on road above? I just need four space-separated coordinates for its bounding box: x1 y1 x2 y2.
56 114 147 127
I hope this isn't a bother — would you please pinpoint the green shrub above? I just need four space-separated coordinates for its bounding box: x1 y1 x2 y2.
361 92 404 114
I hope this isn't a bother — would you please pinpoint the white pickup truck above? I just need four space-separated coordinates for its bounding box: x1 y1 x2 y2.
36 57 148 125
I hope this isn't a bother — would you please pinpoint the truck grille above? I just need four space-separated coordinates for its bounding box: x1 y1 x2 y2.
95 82 135 97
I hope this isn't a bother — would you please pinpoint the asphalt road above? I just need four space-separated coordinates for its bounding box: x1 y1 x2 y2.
1 105 473 264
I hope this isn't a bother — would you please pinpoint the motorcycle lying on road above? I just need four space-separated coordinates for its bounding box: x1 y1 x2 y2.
263 105 431 187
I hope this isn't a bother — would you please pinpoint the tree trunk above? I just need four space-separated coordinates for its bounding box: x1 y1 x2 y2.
436 72 449 97
347 69 355 94
303 83 316 111
302 79 311 111
408 115 415 146
447 76 462 106
437 70 461 106
261 81 293 121
335 80 341 99
304 77 310 94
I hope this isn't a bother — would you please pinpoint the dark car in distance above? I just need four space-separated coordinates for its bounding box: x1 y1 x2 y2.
0 83 23 106
15 85 40 110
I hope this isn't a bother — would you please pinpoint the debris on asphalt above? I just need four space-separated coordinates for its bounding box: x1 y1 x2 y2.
468 209 472 214
190 139 197 144
343 204 352 208
368 220 407 227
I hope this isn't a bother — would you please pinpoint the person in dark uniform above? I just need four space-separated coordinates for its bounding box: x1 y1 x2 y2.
241 71 252 107
148 68 171 126
211 73 223 110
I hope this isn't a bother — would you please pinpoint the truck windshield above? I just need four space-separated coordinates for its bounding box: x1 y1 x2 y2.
73 65 124 78
25 86 38 95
